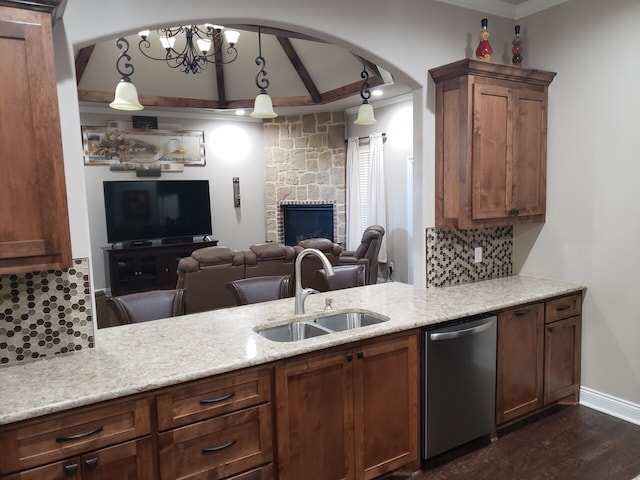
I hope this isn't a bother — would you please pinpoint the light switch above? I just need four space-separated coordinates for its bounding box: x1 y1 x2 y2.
474 246 483 263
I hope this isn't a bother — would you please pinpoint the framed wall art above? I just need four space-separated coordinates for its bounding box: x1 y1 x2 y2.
82 126 206 167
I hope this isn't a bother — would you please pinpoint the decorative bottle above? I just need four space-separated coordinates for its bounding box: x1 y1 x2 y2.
475 18 493 61
512 25 523 66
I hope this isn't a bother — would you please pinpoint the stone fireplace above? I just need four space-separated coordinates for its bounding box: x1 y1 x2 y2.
263 112 346 245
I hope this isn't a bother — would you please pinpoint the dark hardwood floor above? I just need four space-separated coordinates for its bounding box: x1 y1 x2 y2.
397 405 640 480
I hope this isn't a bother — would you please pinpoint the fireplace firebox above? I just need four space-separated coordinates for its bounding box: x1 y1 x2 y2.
282 204 334 246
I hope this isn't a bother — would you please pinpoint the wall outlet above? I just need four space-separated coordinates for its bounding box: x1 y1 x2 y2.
474 246 483 263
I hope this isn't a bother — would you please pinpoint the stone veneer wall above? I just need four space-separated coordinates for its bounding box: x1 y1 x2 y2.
263 112 346 244
426 227 513 287
0 258 94 366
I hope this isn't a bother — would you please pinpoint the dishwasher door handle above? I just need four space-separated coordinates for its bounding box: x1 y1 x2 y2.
429 319 494 341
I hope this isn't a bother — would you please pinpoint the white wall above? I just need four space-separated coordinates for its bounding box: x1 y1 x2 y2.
347 96 414 284
54 0 640 407
514 0 640 406
80 110 265 290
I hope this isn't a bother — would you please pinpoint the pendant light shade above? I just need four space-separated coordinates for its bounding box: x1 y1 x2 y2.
251 92 277 119
110 79 144 111
354 102 376 125
109 37 144 111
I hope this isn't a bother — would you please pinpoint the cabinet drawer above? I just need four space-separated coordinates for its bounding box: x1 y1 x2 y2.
226 463 274 480
0 397 151 474
545 293 582 323
157 367 271 431
158 404 273 480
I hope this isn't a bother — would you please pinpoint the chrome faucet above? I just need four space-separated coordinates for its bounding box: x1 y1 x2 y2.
294 248 335 315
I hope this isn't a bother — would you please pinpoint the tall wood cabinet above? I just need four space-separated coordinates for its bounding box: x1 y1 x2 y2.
0 2 72 274
429 59 556 229
275 331 419 480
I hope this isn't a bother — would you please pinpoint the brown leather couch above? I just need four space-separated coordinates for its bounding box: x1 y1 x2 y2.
177 246 246 314
176 238 348 313
339 225 385 285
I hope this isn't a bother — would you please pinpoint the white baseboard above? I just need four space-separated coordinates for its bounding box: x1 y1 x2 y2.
580 386 640 426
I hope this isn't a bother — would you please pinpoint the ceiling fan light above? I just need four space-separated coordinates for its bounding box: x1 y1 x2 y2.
224 29 240 46
354 102 376 125
251 93 277 119
110 79 144 111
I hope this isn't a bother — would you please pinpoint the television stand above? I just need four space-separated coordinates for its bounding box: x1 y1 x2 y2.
161 236 194 245
125 240 153 247
103 238 218 296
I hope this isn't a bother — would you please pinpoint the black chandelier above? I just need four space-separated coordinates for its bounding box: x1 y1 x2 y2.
137 24 239 75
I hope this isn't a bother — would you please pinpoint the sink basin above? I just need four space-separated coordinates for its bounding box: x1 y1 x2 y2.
312 311 388 332
256 321 329 342
255 310 389 342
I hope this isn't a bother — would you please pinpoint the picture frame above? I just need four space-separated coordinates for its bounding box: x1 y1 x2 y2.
81 126 206 166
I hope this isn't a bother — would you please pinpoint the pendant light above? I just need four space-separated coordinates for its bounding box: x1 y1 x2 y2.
354 57 376 125
109 37 144 111
250 27 277 119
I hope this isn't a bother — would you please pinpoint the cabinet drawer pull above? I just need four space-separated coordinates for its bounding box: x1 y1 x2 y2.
514 309 529 317
508 208 520 216
357 351 364 360
84 458 99 469
56 426 103 443
346 353 354 362
64 464 79 475
202 439 236 453
200 392 235 404
555 304 571 311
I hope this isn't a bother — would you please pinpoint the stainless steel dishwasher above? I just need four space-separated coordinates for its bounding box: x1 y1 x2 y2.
424 314 497 460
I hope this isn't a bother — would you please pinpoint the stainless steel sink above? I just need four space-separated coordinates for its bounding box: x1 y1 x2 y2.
256 321 329 342
312 311 388 332
255 310 388 342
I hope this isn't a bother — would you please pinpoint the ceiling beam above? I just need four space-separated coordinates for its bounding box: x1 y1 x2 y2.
276 36 321 104
225 24 328 43
75 45 95 85
213 36 227 108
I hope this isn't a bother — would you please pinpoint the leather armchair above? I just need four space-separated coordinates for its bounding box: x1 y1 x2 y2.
316 264 366 291
340 225 385 284
106 289 185 326
177 246 245 313
295 238 343 291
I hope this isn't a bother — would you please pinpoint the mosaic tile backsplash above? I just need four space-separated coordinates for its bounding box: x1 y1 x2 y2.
0 258 94 366
426 226 513 287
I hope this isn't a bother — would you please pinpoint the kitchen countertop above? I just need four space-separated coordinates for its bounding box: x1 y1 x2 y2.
0 275 586 426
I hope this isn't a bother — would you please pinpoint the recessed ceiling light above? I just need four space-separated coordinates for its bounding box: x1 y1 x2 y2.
371 89 383 97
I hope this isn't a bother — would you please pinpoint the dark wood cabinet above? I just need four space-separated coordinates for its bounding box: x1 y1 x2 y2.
496 292 583 426
104 240 217 296
0 397 153 479
275 331 419 480
429 59 556 229
544 293 582 405
496 302 545 425
0 2 72 275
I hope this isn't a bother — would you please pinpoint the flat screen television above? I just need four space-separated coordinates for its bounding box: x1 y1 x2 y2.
103 180 212 245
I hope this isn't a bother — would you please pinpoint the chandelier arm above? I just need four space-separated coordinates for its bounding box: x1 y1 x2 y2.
114 37 135 80
138 38 174 62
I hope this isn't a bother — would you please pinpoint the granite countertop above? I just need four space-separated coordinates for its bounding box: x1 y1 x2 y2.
0 275 586 426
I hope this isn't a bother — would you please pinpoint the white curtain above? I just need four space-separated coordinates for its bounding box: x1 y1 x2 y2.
345 137 362 251
367 132 387 263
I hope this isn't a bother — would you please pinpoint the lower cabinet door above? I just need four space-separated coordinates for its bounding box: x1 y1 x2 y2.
275 348 354 480
544 315 582 405
158 404 273 480
355 333 419 479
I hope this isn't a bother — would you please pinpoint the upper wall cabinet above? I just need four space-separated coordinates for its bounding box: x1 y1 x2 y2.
0 2 72 274
429 59 556 230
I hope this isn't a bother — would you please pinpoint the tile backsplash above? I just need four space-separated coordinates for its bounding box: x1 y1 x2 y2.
0 258 94 366
426 226 513 287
